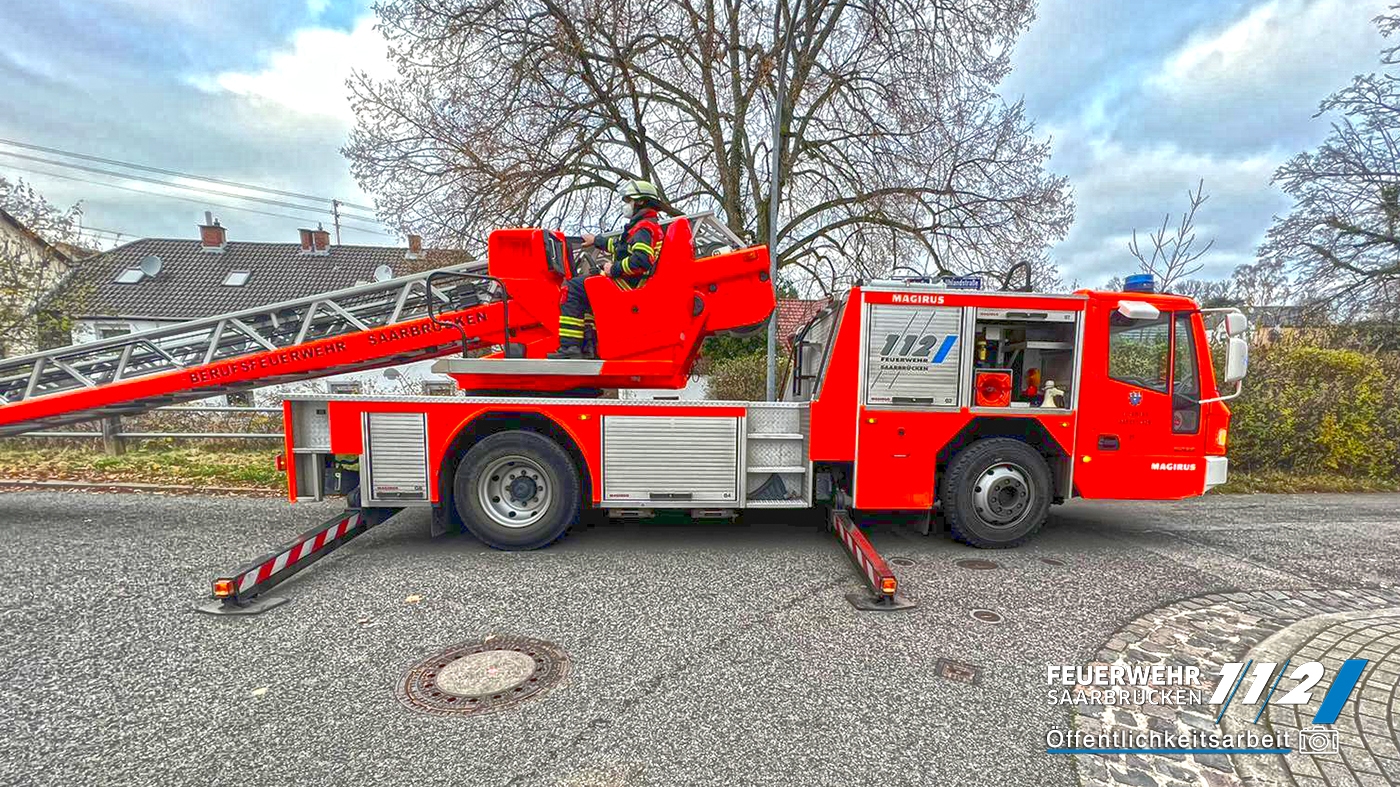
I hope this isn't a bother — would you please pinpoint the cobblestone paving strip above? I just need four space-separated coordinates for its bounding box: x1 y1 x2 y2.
1072 589 1400 787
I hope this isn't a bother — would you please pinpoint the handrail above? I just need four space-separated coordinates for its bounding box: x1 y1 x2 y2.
425 270 517 357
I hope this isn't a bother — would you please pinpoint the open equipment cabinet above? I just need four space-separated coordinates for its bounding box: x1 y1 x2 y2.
970 307 1079 412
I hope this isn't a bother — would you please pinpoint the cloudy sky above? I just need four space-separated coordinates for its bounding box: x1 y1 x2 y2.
0 0 1392 285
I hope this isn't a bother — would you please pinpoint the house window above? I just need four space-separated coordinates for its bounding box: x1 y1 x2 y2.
226 391 254 407
97 324 132 340
422 381 456 396
223 270 252 287
329 381 362 395
114 268 144 284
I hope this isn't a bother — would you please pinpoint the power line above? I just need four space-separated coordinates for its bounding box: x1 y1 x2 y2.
0 136 377 212
1 162 397 239
1 160 392 236
0 149 381 224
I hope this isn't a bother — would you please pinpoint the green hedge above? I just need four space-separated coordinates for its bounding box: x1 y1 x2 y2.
709 352 790 402
1229 341 1399 479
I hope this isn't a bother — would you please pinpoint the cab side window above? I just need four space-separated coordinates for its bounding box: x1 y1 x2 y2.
1172 313 1201 433
1108 313 1170 393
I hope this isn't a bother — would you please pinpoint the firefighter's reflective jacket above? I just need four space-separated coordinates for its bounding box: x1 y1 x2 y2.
596 208 663 290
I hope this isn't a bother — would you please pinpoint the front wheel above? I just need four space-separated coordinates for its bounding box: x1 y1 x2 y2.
453 431 581 550
940 438 1052 548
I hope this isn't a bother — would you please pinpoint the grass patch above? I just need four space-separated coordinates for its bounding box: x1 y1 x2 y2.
1214 470 1400 494
0 446 283 492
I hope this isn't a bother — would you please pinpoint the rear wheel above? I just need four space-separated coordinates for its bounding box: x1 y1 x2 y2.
940 438 1051 548
453 431 581 550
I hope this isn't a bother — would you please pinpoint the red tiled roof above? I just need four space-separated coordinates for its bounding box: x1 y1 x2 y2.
776 299 831 350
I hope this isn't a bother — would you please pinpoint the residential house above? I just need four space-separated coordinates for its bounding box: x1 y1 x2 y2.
0 206 81 357
58 214 471 401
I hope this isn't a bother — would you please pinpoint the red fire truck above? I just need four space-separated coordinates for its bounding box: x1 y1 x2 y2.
0 214 1248 612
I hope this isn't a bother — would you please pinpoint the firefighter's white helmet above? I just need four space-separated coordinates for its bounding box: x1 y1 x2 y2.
615 179 661 202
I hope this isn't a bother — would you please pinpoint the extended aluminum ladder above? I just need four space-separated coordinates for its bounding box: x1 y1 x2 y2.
0 262 508 437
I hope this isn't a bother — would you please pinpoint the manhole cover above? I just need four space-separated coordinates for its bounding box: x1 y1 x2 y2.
1040 558 1065 566
890 556 917 567
935 658 982 685
397 635 568 716
970 609 1003 623
955 558 1000 570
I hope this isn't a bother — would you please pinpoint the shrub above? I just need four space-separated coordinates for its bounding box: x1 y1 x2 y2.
1230 341 1396 478
708 352 789 401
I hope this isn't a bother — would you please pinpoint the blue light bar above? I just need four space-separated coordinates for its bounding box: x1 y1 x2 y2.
1124 274 1155 293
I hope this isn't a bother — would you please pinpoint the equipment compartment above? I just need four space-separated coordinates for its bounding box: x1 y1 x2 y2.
602 416 740 505
971 308 1078 410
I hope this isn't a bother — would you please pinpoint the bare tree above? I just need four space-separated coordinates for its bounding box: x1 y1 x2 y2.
0 176 91 356
344 0 1073 288
1258 6 1400 319
1127 179 1213 291
1230 257 1292 310
1170 277 1234 307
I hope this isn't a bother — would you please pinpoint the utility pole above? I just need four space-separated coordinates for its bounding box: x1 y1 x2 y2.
331 199 342 244
766 0 796 402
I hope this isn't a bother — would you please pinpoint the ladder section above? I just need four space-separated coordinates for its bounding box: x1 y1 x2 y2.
0 262 510 436
743 403 811 507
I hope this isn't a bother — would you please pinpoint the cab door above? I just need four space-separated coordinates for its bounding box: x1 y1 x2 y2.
1074 301 1206 499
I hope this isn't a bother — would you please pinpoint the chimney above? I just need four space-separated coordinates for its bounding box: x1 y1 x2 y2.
405 233 423 260
300 224 331 255
199 211 226 253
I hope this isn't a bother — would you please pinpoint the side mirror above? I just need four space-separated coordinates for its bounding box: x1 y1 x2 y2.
1223 312 1247 337
1223 336 1249 383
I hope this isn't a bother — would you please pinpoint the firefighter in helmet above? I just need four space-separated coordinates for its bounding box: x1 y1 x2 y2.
550 179 666 358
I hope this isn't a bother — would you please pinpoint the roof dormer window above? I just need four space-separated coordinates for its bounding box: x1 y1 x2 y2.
222 271 251 287
114 268 144 284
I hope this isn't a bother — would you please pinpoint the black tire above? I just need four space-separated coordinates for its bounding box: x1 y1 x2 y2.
452 431 581 550
940 438 1052 548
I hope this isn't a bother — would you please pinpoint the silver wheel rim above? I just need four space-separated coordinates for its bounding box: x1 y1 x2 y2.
478 455 551 528
972 462 1033 529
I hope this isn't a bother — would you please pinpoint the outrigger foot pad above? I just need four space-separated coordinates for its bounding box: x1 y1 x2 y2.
845 591 917 612
196 595 289 616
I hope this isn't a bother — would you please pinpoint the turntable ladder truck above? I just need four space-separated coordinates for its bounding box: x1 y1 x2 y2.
0 214 1250 613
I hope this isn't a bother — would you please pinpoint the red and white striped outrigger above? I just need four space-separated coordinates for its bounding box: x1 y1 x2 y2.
828 493 916 611
201 498 396 614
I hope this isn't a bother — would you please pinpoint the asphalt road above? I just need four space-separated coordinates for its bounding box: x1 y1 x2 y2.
1 491 1396 787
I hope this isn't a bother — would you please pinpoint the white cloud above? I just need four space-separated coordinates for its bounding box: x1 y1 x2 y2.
195 15 392 121
1149 0 1388 110
1049 138 1288 284
1019 0 1398 285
